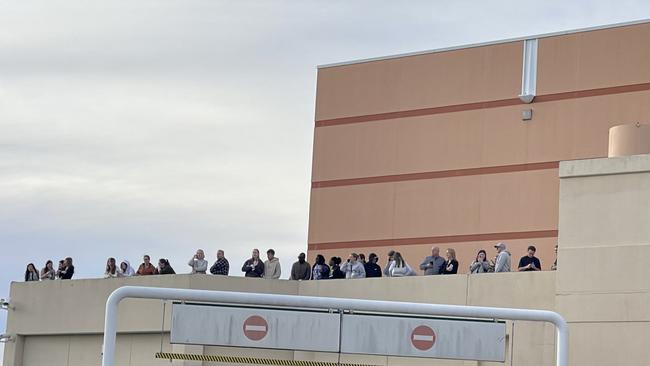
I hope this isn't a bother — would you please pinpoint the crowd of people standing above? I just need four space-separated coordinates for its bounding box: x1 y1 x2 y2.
23 242 557 282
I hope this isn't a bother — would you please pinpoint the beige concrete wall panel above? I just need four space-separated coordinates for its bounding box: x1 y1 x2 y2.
315 42 522 121
7 276 190 335
312 91 650 182
22 336 69 366
556 291 650 322
6 275 299 336
510 322 556 366
309 238 558 277
298 275 468 305
189 273 299 294
68 335 102 366
467 272 557 310
567 322 650 366
308 184 396 243
555 245 650 293
559 171 650 247
537 23 650 95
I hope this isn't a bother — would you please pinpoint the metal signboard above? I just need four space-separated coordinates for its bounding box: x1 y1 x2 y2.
171 304 341 352
340 314 506 362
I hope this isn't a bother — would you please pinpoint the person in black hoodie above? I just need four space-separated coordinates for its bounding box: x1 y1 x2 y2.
442 248 459 274
242 249 265 278
328 257 345 279
158 258 176 275
364 253 382 278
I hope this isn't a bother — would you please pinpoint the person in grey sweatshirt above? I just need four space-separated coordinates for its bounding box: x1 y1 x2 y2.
341 253 366 279
493 242 511 272
188 249 208 274
263 249 281 279
419 247 446 275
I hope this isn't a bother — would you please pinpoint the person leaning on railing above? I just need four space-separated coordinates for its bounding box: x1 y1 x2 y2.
158 258 176 275
136 255 158 275
104 257 119 278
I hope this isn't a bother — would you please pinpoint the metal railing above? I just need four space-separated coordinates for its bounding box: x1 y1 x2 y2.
101 286 568 366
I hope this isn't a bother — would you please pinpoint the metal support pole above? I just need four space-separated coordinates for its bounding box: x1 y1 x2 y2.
101 286 568 366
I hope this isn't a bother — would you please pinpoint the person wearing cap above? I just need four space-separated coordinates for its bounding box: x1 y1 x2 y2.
493 242 511 273
518 245 541 272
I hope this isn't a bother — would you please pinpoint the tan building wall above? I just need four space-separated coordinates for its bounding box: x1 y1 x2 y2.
308 21 650 271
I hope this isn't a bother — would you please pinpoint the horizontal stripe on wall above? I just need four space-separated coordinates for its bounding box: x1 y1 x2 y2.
308 230 558 251
312 161 559 188
315 81 650 127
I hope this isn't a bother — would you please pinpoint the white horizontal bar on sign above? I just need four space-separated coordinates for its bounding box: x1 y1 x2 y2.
412 335 435 342
244 325 267 332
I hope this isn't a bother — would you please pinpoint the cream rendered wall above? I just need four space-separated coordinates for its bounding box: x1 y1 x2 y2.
558 154 650 366
4 273 557 366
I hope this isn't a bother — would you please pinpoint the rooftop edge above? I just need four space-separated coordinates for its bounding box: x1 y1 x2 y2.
318 17 650 69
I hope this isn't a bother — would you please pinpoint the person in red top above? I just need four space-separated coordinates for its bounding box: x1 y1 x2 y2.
137 255 158 275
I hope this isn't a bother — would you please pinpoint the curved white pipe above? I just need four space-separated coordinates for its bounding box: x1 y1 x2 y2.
102 286 568 366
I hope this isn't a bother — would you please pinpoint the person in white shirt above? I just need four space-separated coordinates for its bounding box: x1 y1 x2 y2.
118 259 136 277
387 252 416 277
188 249 208 274
340 253 366 279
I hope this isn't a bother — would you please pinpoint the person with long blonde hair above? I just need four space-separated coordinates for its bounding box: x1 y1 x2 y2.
442 248 458 274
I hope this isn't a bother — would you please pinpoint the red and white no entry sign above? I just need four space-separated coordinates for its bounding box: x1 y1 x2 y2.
411 325 436 351
243 315 268 341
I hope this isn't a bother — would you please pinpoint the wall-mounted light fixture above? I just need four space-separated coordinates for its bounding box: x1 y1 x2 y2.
0 334 15 343
1 298 13 311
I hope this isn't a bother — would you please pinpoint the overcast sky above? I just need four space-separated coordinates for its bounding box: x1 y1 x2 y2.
2 0 650 361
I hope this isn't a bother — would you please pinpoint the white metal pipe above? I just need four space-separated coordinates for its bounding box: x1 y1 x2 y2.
102 286 568 366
